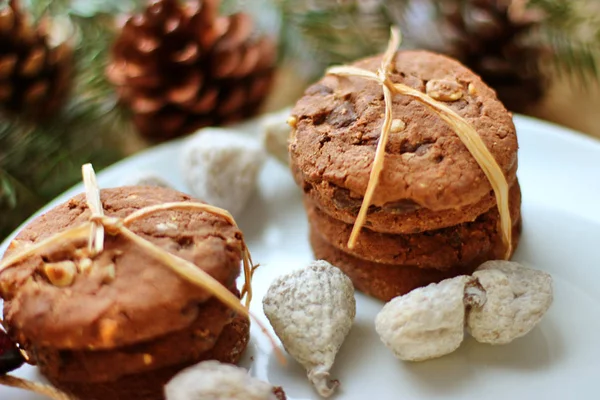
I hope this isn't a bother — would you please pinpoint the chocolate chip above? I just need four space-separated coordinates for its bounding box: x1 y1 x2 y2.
415 143 432 156
311 110 329 125
327 101 357 128
382 199 422 214
175 236 194 249
318 135 331 149
332 187 362 212
303 182 312 194
399 138 435 154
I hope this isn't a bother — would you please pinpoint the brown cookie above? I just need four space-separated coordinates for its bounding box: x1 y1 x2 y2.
44 313 251 400
309 221 522 302
295 159 518 234
306 181 521 268
31 292 238 382
290 50 518 214
0 186 244 350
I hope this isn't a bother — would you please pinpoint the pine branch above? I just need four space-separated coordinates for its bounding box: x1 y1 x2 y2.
529 0 600 83
0 0 133 239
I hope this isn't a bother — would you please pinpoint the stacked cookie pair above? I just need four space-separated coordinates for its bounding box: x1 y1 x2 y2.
290 51 522 301
0 186 249 400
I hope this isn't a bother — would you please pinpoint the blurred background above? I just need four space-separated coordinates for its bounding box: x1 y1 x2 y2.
0 0 599 239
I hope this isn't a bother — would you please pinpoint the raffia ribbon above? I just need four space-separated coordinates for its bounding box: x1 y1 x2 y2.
0 164 256 313
0 164 284 399
327 27 512 259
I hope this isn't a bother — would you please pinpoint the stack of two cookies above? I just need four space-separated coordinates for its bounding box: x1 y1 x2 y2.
289 51 522 301
0 187 250 400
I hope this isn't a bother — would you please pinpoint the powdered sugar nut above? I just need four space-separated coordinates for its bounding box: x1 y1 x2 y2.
181 128 265 218
262 111 292 165
263 261 356 398
376 275 471 361
466 261 553 345
165 361 280 400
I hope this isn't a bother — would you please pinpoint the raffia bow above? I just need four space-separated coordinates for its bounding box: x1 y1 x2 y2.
0 164 283 399
327 27 512 259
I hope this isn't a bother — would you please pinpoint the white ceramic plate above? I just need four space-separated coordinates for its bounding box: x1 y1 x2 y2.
2 113 600 400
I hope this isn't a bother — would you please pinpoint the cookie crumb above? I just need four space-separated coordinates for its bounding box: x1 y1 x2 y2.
77 258 92 274
426 79 464 102
143 354 153 366
287 116 297 128
468 83 477 96
391 119 406 133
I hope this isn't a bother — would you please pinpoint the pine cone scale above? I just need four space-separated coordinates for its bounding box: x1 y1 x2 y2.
0 56 17 78
407 0 547 112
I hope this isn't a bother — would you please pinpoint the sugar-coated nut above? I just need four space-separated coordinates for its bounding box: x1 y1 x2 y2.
181 128 265 218
263 260 356 398
262 113 292 165
43 261 77 287
165 360 280 400
426 79 464 102
376 276 472 362
466 261 553 345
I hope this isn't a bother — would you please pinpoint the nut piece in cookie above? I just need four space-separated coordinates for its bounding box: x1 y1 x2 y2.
165 361 284 400
375 276 471 362
263 261 355 398
466 261 553 345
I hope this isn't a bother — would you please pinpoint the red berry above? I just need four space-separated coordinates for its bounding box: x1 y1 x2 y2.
0 330 25 375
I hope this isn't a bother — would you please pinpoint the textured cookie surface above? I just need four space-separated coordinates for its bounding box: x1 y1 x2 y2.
306 181 521 267
309 222 521 302
1 186 244 350
32 292 238 382
295 161 518 234
290 50 518 212
44 313 250 400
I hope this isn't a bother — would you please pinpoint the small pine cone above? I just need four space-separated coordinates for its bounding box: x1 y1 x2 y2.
0 0 72 120
401 0 548 113
107 0 277 141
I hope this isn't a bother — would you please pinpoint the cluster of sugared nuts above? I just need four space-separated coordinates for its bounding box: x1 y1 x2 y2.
262 260 553 397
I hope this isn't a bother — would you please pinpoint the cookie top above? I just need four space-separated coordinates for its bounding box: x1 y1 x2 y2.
290 50 518 211
0 186 243 350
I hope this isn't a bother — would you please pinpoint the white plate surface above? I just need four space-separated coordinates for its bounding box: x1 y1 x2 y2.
2 114 600 400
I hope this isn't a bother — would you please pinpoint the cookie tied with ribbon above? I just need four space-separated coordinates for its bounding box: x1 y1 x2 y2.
290 27 519 301
326 27 512 258
0 164 282 400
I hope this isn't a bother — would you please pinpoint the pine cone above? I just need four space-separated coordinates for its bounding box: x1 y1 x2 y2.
0 0 72 120
107 0 277 141
402 0 548 113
